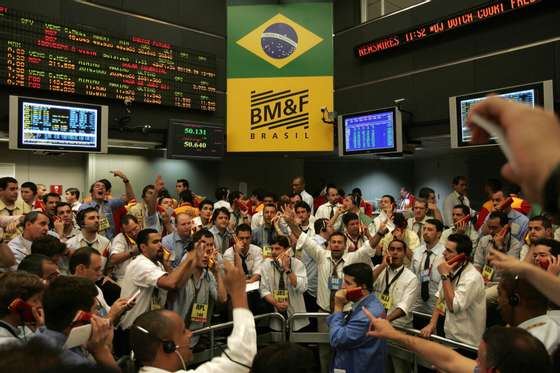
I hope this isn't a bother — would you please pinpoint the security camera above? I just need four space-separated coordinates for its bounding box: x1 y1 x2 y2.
321 106 337 124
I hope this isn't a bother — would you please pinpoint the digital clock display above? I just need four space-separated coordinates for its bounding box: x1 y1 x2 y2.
355 0 545 59
167 120 224 158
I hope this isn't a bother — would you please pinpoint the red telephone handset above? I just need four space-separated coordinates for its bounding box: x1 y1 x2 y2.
346 287 364 302
447 253 467 266
496 197 514 212
454 215 470 226
72 310 93 326
8 298 35 323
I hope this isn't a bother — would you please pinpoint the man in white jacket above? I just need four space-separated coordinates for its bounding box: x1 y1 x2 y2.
130 251 256 373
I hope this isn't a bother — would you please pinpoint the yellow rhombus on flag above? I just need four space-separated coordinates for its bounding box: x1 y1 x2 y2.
236 13 323 69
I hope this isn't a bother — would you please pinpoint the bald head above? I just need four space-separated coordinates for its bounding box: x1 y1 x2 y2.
130 310 180 364
292 176 305 194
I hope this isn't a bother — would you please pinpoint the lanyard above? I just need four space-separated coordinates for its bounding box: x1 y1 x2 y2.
345 233 363 250
330 257 344 277
383 266 405 294
450 263 467 284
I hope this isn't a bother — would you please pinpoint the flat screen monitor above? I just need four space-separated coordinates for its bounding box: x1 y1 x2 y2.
167 120 224 159
9 96 108 153
450 80 553 148
338 107 403 156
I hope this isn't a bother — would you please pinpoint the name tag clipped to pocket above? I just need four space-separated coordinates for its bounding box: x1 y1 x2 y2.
273 290 289 303
436 297 446 315
377 292 393 310
262 245 272 258
328 276 342 290
482 264 494 283
420 269 430 283
99 216 110 231
191 303 209 324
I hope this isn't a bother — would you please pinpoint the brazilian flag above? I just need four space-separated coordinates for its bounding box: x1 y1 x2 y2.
227 1 333 152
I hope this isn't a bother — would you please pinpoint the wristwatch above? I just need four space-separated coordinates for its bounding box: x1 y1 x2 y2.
440 273 450 281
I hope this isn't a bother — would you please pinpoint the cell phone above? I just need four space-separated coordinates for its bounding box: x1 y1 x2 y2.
72 310 93 325
126 290 141 307
447 253 467 266
346 287 363 302
64 324 92 349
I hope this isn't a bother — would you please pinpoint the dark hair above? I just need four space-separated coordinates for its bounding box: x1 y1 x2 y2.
418 187 435 200
447 233 473 257
263 203 277 212
131 310 176 364
0 177 17 190
529 215 552 230
533 238 560 257
485 178 503 193
65 187 80 199
251 343 315 373
314 218 329 233
137 228 159 249
483 326 552 373
31 235 66 259
55 201 72 215
325 184 338 195
69 247 101 275
393 213 407 229
228 190 242 205
215 187 229 201
489 211 508 226
23 211 48 227
98 178 112 191
414 198 428 209
235 223 252 235
251 188 265 202
328 231 346 242
21 181 38 195
452 176 467 185
76 207 97 228
179 190 194 204
271 235 290 249
452 204 471 217
176 179 189 189
141 184 155 199
0 338 61 372
342 212 359 226
211 207 230 223
343 263 373 291
120 214 139 227
0 271 45 317
42 192 61 204
192 228 214 245
382 194 395 204
351 187 362 196
388 239 407 252
17 254 53 278
199 199 214 210
43 276 97 332
263 192 277 202
425 218 444 232
294 201 311 213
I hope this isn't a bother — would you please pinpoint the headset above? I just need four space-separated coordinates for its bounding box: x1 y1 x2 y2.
133 324 188 371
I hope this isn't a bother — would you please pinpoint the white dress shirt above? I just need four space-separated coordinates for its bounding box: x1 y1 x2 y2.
473 234 521 284
250 210 264 231
407 216 429 245
66 231 111 270
138 308 256 373
518 314 560 355
436 263 486 346
223 244 263 277
315 202 343 231
443 191 470 227
110 233 138 281
8 235 33 271
259 257 309 331
373 265 419 327
295 232 376 312
119 255 168 329
300 190 315 214
440 224 479 247
411 242 445 314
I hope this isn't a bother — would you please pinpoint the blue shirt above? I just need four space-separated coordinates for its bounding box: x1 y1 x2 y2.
327 293 387 373
507 209 529 242
162 231 192 268
80 198 125 240
251 225 277 248
32 327 93 367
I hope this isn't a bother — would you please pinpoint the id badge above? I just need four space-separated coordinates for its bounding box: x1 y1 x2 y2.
436 297 446 315
273 289 289 303
328 277 342 290
482 264 494 283
262 245 272 258
191 303 209 324
420 269 430 283
378 293 393 310
150 294 162 311
99 217 110 231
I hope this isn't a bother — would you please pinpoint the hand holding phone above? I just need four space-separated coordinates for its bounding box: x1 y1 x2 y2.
346 287 364 302
126 290 141 307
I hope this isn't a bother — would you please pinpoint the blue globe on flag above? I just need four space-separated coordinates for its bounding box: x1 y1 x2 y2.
261 23 298 59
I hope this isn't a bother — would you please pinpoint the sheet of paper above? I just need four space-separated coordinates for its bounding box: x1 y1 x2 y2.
246 281 260 292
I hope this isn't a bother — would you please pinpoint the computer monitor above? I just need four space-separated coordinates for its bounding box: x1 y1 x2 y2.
338 106 403 156
449 80 553 148
167 120 224 159
9 96 108 153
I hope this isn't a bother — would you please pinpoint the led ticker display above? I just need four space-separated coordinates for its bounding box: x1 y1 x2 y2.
355 0 545 59
0 6 217 111
167 120 224 158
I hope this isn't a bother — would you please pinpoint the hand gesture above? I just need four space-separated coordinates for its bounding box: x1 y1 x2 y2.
487 248 530 275
393 227 404 240
428 202 438 211
222 252 248 308
547 255 560 276
455 218 467 234
154 175 165 193
53 216 64 235
281 254 291 272
334 288 348 307
108 298 129 321
232 234 244 254
493 224 509 249
419 323 435 339
437 259 458 276
5 220 19 234
110 170 128 180
86 315 113 353
382 253 392 268
363 307 398 340
275 301 289 312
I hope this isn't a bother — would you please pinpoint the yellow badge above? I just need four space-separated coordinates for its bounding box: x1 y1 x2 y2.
482 265 494 283
378 293 393 311
262 245 272 258
150 294 162 311
99 216 110 231
436 297 446 316
191 303 209 324
273 289 289 303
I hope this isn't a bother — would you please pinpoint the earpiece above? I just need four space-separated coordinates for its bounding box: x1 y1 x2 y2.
508 294 520 306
